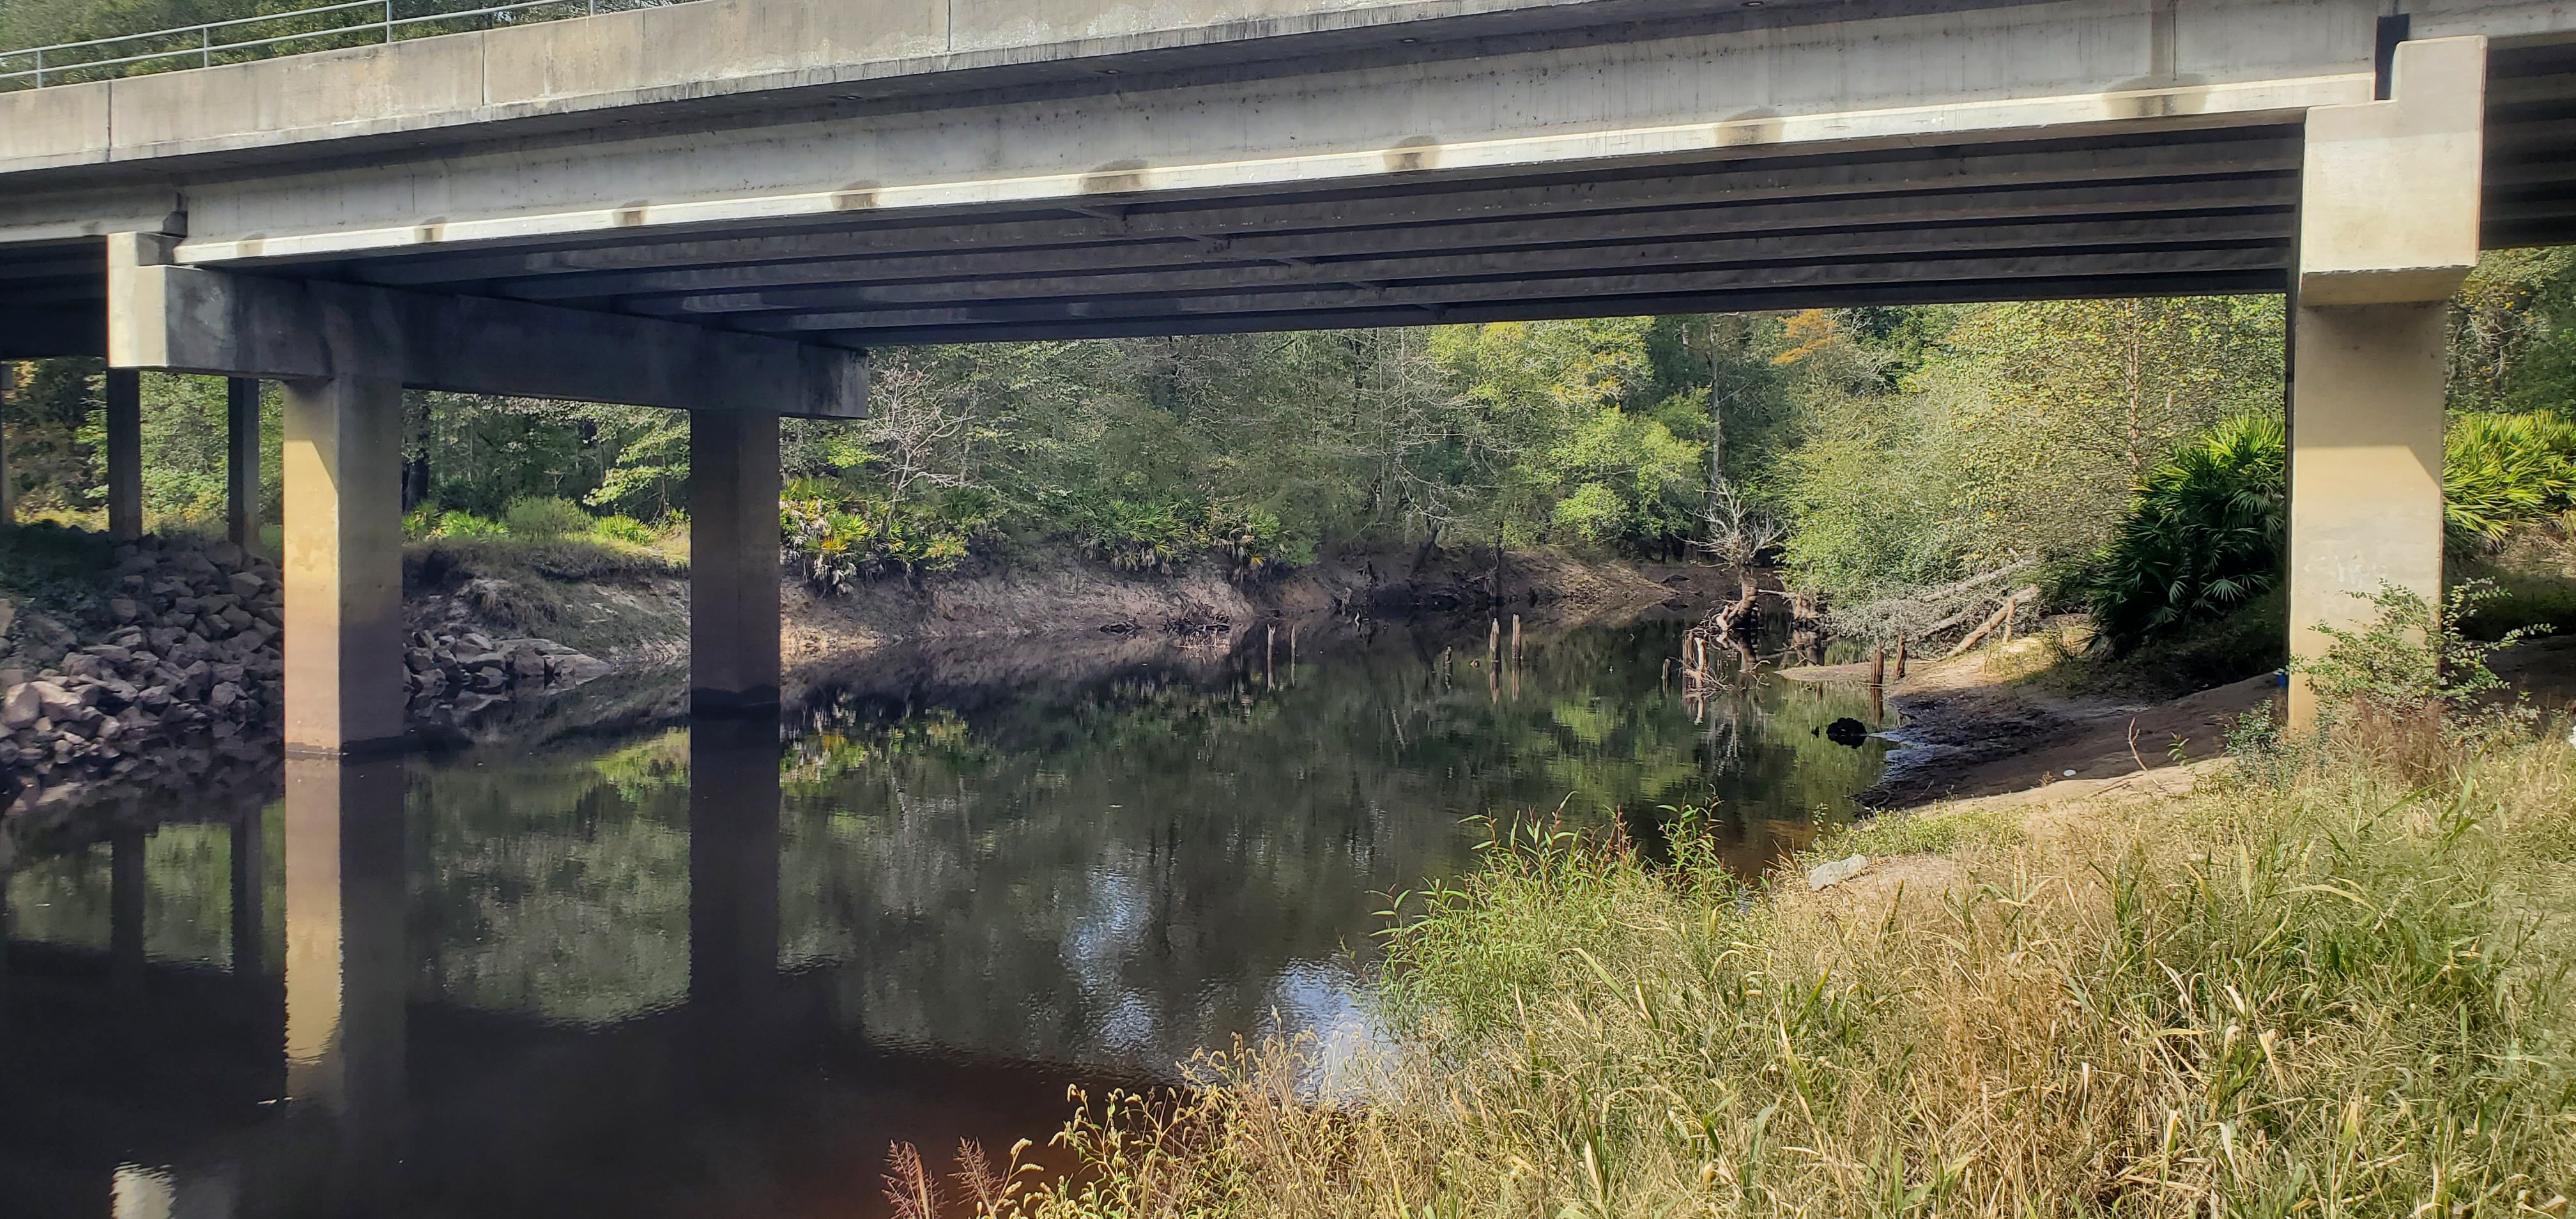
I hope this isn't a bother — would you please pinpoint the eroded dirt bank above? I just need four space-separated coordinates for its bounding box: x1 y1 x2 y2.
1788 631 2576 809
781 546 1699 660
2 542 1703 850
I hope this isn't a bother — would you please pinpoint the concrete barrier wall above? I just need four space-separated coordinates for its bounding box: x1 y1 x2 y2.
7 0 2570 179
28 0 2398 256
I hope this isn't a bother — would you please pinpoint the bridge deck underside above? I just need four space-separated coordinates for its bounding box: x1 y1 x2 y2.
2487 39 2576 250
4 41 2571 358
312 123 2309 349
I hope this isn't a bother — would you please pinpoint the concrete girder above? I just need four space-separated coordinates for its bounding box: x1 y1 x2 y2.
806 267 2295 347
620 213 2291 320
740 246 2290 338
286 130 2308 284
0 308 105 359
106 252 868 418
514 183 2299 306
109 31 2368 268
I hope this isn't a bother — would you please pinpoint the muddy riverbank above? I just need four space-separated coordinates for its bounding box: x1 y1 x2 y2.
1786 628 2576 809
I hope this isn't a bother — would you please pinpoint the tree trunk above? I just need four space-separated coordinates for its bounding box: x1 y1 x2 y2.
402 394 433 512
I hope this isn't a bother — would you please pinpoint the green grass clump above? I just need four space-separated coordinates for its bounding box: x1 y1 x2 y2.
960 729 2576 1218
502 495 594 540
1810 800 2025 860
592 514 661 548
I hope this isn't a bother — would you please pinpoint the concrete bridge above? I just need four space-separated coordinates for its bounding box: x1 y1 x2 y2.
3 0 2573 750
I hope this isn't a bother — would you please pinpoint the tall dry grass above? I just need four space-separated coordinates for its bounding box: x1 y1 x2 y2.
948 728 2576 1218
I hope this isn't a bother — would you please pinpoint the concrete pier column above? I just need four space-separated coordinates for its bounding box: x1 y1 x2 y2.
689 410 781 715
1 360 17 531
105 367 142 541
2286 36 2486 728
282 376 407 755
282 757 408 1197
228 378 262 549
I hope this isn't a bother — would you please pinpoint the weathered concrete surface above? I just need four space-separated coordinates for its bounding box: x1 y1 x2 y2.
689 410 783 714
103 368 141 542
280 374 407 755
2286 38 2486 729
227 377 261 548
2297 36 2487 307
109 258 867 417
6 0 2572 350
0 0 2559 181
76 0 2392 260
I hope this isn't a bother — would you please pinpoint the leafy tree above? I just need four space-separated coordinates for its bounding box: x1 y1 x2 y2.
2449 247 2576 415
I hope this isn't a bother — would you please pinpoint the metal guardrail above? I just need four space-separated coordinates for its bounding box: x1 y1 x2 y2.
0 0 687 89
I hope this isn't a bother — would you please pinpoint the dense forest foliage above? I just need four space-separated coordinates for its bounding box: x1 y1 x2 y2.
7 252 2575 647
10 2 2576 659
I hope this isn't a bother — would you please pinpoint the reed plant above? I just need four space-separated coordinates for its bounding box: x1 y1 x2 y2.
941 624 2576 1216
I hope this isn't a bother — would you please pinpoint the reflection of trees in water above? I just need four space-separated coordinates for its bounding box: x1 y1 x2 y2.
16 622 1885 1078
769 622 1886 1073
410 732 696 1025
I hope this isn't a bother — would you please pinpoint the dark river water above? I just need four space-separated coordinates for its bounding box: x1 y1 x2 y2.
1 618 1887 1218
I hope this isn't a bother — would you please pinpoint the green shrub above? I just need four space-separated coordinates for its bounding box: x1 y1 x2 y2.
2443 410 2576 543
503 496 592 540
1067 496 1310 576
434 510 504 539
2083 414 2286 655
781 482 993 591
2233 579 2547 785
591 514 660 547
402 505 441 542
2297 579 2539 722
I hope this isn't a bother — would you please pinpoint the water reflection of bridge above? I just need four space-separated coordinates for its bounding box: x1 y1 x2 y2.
0 722 1130 1219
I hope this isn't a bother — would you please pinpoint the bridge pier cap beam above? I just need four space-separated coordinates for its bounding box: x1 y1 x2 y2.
103 240 866 753
2287 36 2485 730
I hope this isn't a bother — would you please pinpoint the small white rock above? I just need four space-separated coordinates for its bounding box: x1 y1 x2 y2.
1807 853 1870 891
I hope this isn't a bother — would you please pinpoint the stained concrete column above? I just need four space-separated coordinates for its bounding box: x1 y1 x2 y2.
105 367 142 541
2286 36 2486 728
282 376 407 755
228 378 262 549
689 410 781 715
1 360 17 531
282 757 408 1196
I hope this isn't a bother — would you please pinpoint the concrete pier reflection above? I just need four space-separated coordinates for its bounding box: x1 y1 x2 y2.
282 756 410 1208
687 717 784 1094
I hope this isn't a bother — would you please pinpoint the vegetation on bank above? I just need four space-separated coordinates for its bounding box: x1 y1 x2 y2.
917 591 2576 1218
10 253 2575 626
